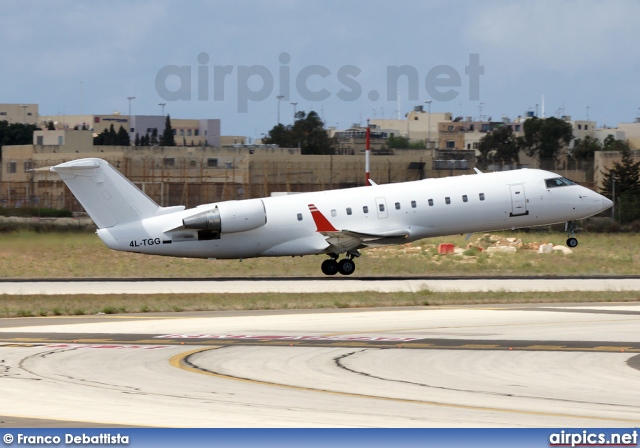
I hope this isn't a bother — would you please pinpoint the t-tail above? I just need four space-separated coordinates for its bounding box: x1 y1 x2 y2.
50 158 183 229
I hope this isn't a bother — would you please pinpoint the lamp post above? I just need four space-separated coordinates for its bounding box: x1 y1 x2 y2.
127 96 136 137
158 103 166 116
127 96 136 117
424 99 432 149
276 95 284 124
290 102 298 123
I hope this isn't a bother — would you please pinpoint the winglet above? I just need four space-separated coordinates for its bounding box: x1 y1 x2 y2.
308 204 338 232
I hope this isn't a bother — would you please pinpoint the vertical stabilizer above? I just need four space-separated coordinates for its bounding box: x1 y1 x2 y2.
51 158 160 228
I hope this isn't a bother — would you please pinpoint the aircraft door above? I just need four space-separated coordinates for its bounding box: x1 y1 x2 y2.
375 197 388 219
509 184 529 217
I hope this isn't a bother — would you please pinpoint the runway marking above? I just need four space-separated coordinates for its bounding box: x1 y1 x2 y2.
156 334 422 342
1 336 640 353
169 347 640 425
46 344 171 350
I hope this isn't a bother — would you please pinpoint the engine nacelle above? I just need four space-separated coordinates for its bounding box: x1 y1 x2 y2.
182 199 267 234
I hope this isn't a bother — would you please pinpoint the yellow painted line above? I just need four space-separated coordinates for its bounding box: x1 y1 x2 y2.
522 345 565 350
458 344 502 349
0 343 39 347
169 347 640 424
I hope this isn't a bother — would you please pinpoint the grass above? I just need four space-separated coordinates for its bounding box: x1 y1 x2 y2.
0 230 638 317
0 230 639 279
1 291 639 318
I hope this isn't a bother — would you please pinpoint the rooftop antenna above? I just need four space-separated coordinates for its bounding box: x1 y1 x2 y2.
586 105 590 120
478 102 484 121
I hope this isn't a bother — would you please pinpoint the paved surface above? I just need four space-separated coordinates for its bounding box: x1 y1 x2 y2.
1 303 639 427
2 276 640 294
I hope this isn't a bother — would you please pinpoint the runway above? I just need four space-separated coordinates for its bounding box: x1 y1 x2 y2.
2 276 640 294
1 303 639 427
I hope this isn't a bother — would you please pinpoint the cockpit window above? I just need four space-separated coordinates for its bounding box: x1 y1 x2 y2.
545 177 576 188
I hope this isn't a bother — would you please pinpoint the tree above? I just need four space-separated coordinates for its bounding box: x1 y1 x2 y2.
600 142 640 224
0 120 40 158
570 135 602 180
600 143 640 198
134 133 140 146
385 135 410 149
150 128 158 146
263 110 336 155
116 125 130 146
160 115 176 146
93 124 119 145
477 125 520 170
520 117 573 169
571 135 601 162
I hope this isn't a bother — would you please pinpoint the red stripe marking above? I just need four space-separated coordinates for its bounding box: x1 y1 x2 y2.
308 204 338 232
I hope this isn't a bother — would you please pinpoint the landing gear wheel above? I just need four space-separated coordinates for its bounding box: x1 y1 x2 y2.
321 259 339 276
338 258 356 276
565 221 578 248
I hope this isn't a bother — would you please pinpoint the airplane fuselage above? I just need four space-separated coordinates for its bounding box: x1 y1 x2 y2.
96 168 609 260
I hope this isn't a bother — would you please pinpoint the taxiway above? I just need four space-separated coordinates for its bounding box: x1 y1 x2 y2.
1 303 639 427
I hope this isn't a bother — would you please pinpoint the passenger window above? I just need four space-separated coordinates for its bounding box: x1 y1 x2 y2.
363 205 369 214
462 195 468 203
445 197 451 205
428 199 434 206
479 193 485 201
297 213 303 221
395 202 401 210
331 209 337 217
379 204 385 212
346 207 352 215
411 200 416 208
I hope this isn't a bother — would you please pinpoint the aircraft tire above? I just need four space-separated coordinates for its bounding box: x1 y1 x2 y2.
338 259 356 276
566 237 578 248
321 259 339 276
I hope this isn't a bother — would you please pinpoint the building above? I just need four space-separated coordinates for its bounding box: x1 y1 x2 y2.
332 124 395 155
438 119 501 150
39 114 221 147
0 103 39 125
616 120 640 149
371 106 452 147
1 127 474 211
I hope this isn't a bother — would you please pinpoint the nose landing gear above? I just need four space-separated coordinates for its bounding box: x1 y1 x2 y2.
566 220 578 247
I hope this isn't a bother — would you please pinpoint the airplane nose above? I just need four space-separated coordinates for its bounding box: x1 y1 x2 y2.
601 196 613 211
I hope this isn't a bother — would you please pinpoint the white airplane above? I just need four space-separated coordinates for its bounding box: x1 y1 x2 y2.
51 158 612 276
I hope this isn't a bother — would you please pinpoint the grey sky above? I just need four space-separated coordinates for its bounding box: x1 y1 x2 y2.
1 0 638 138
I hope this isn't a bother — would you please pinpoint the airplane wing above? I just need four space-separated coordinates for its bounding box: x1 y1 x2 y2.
308 204 409 254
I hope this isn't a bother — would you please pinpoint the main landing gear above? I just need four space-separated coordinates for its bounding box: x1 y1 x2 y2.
565 220 578 248
321 253 357 276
